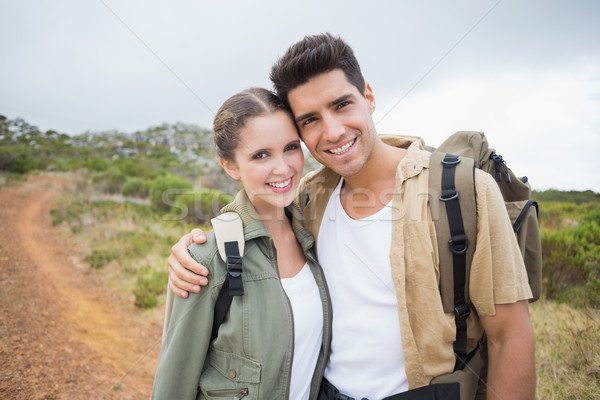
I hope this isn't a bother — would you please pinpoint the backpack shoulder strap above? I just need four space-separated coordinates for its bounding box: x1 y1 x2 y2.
210 211 245 342
429 151 477 370
212 211 245 262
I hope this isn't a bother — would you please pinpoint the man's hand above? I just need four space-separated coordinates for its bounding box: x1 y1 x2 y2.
168 228 211 298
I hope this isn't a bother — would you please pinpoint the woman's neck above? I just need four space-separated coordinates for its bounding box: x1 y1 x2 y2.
251 201 291 237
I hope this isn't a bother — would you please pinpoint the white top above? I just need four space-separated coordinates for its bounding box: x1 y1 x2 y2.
280 262 324 400
317 178 409 399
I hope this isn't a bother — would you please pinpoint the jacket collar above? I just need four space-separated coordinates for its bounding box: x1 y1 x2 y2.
379 135 430 183
220 189 315 251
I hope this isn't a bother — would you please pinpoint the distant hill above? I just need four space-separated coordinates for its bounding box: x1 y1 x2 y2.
1 114 214 177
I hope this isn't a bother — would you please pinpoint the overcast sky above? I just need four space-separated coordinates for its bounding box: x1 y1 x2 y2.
1 0 599 191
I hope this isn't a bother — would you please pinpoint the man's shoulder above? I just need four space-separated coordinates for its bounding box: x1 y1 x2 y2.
298 167 341 197
473 168 504 202
188 233 225 279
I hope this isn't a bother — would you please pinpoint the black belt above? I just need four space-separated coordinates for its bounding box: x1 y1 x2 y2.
318 378 460 400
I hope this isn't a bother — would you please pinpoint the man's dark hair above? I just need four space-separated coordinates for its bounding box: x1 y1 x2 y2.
270 33 365 107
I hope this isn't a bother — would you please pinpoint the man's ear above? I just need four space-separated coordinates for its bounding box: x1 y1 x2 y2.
219 158 240 180
364 82 376 114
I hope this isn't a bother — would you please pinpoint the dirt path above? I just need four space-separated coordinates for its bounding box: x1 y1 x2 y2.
0 175 163 399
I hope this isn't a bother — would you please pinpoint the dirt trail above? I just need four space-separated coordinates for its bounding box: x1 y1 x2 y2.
0 175 163 399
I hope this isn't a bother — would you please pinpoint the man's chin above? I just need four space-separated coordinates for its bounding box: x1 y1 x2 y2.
325 162 362 179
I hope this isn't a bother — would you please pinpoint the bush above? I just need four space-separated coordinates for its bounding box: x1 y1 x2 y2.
133 267 169 309
0 150 44 174
167 188 233 223
541 214 600 307
85 249 119 269
149 175 192 213
83 158 108 172
114 158 151 178
0 149 17 171
92 168 127 194
121 177 151 198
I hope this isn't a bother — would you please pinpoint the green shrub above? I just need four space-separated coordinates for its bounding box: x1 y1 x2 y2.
538 201 599 229
84 158 108 172
92 168 127 194
114 158 148 178
133 267 169 309
85 249 119 269
167 188 232 223
541 215 600 308
0 149 17 171
121 177 151 198
0 150 44 174
149 175 192 213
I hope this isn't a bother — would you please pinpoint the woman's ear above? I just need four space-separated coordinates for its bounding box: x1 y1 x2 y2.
219 158 241 180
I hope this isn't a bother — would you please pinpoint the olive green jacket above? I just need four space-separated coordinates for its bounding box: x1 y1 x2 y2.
152 190 332 400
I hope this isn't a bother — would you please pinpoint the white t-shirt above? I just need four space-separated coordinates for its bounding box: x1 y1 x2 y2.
280 262 324 400
317 178 409 399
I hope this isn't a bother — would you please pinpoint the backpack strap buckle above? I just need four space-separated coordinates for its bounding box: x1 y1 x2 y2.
226 254 244 278
442 154 461 165
440 190 459 202
448 234 469 255
454 303 471 321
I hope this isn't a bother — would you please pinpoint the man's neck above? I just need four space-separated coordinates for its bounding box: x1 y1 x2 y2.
340 140 407 219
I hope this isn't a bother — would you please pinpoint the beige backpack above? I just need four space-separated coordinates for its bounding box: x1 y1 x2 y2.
427 131 542 399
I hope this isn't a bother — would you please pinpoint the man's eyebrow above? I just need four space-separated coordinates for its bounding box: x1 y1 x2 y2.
295 111 315 124
294 93 356 124
329 93 355 107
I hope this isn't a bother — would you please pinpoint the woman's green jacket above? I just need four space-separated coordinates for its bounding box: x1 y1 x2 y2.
152 190 332 399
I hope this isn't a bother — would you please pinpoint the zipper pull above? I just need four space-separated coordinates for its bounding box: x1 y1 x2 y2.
491 153 502 182
504 164 512 183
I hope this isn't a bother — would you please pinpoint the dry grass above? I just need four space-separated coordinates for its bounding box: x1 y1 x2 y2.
50 181 208 309
531 300 600 399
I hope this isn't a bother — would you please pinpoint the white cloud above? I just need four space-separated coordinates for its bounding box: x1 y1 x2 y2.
373 65 600 191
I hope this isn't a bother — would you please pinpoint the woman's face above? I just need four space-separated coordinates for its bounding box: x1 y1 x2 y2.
221 111 304 215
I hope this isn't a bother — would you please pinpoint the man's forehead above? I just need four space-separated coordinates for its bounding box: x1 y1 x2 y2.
288 69 357 111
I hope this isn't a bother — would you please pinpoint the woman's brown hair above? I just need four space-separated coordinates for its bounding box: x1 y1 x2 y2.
213 87 294 162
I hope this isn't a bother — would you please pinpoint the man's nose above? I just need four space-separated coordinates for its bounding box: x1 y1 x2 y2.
321 114 345 143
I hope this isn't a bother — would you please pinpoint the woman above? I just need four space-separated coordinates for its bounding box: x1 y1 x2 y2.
152 88 331 400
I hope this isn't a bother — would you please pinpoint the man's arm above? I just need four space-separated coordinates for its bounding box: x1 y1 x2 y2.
168 228 210 298
480 300 536 400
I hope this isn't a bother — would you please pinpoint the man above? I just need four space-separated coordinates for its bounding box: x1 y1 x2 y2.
166 33 535 400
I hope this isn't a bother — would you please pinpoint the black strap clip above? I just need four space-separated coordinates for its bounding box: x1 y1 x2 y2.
448 234 469 255
442 154 461 165
454 303 471 321
440 190 459 202
226 255 243 278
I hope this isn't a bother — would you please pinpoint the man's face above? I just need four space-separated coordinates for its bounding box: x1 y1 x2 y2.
287 69 377 178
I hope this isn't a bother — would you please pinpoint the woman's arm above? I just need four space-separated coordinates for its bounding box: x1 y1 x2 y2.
152 281 215 399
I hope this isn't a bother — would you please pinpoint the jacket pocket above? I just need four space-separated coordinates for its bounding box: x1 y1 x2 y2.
199 348 261 400
203 388 249 399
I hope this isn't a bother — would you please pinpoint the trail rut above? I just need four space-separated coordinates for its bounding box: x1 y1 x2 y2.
0 175 163 399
